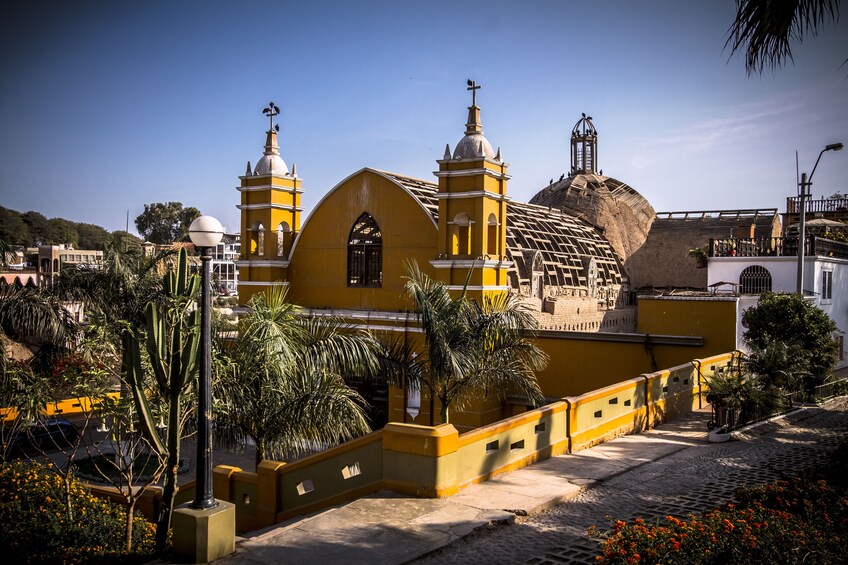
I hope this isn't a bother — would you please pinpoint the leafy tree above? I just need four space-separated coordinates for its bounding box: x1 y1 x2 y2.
47 218 79 247
135 202 201 244
726 0 842 74
0 207 30 247
742 292 837 387
109 230 144 252
745 339 805 393
214 286 375 469
22 210 50 245
397 261 547 424
52 242 177 552
76 223 110 249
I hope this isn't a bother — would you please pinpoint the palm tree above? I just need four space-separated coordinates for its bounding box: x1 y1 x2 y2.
0 237 15 268
214 286 376 469
726 0 842 74
398 261 547 425
0 283 76 379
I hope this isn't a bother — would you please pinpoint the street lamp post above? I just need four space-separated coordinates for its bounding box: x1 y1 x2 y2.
188 215 224 510
796 143 843 295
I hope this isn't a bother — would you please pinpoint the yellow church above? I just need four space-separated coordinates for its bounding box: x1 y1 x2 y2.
235 85 715 432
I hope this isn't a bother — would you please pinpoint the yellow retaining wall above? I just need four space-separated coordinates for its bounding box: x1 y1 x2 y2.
211 351 737 533
2 393 121 423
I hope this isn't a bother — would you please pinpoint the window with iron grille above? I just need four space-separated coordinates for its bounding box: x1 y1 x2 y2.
348 213 382 287
739 265 772 294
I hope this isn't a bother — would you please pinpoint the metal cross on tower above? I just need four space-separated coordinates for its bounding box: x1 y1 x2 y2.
466 79 480 107
262 101 280 132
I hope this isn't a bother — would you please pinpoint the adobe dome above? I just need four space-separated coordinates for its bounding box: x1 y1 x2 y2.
530 173 655 264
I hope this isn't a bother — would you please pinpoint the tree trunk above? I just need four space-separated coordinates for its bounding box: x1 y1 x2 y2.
155 394 181 554
63 475 73 520
440 402 449 424
254 438 264 471
124 501 135 552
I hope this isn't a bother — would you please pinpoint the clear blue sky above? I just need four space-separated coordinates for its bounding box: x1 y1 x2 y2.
1 1 845 235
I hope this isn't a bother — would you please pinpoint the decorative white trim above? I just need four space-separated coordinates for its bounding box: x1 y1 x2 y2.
302 308 419 322
287 167 439 259
237 281 289 286
433 167 511 181
436 157 509 168
430 259 513 269
239 173 299 181
299 308 423 333
237 184 304 194
235 259 290 267
444 285 510 291
436 191 511 202
237 204 304 211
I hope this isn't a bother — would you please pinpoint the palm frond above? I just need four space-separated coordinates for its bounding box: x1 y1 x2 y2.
725 0 841 74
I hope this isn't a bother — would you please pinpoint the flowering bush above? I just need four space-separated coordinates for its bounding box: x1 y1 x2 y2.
0 460 156 563
594 442 848 564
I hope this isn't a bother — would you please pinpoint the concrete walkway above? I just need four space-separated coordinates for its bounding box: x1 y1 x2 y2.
215 400 847 565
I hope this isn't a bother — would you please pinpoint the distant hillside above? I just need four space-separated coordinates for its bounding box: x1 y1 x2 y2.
0 205 116 249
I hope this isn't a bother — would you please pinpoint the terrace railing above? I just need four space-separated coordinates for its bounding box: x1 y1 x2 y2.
786 196 848 214
710 235 848 259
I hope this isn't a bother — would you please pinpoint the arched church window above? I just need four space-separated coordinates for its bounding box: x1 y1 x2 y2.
451 213 471 256
531 252 544 299
739 265 772 294
251 222 265 255
277 222 290 257
348 213 382 287
486 213 499 257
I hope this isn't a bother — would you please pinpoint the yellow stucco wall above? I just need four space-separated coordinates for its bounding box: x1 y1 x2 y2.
637 297 738 357
286 169 438 311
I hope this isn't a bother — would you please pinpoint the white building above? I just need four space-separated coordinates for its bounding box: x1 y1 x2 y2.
707 235 847 373
212 232 240 296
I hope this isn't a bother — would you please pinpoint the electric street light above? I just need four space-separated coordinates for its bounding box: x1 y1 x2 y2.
188 215 224 510
796 143 844 295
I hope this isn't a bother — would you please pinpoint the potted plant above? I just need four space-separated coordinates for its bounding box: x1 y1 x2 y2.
688 245 709 268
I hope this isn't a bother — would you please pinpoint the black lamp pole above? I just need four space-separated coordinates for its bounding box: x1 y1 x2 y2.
191 247 217 510
796 143 844 295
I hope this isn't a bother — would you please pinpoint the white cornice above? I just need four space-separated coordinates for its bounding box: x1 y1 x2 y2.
302 308 418 322
237 184 304 194
239 174 300 181
436 157 509 168
433 167 511 180
436 191 511 202
236 204 304 211
430 259 513 269
444 285 510 291
234 259 290 267
237 281 290 286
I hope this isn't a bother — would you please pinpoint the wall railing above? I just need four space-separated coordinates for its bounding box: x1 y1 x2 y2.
208 352 735 532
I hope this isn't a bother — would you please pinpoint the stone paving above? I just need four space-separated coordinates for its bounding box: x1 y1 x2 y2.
411 398 848 564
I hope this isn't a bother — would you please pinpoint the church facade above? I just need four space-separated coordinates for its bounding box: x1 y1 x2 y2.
235 87 665 429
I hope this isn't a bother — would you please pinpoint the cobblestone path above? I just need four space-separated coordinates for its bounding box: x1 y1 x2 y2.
412 399 848 564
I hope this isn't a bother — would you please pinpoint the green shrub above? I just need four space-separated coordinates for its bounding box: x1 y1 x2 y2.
0 460 156 563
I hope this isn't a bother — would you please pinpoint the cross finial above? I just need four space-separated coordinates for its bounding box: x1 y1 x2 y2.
466 79 480 107
262 101 280 132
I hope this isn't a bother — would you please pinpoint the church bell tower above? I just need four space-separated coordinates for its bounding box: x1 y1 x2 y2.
236 102 303 306
432 81 512 300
